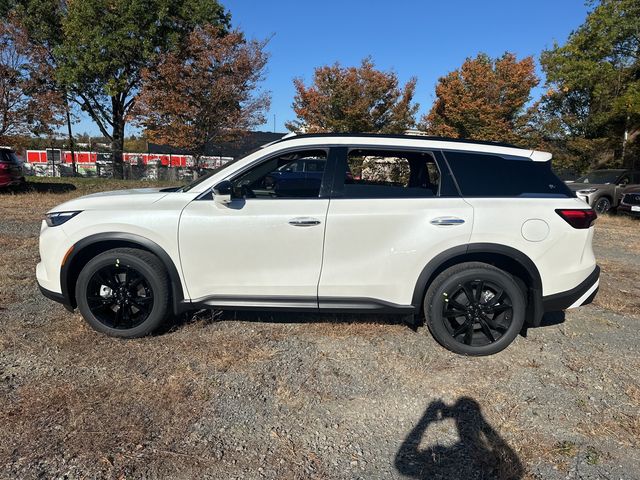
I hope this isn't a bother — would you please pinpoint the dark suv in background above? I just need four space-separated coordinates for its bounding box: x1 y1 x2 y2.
567 169 640 213
619 188 640 218
0 147 25 189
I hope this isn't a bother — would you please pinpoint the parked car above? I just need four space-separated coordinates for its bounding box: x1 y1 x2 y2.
567 169 640 213
0 147 26 188
37 133 599 356
618 187 640 218
262 156 326 197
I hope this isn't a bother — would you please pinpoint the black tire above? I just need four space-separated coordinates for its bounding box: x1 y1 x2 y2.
75 248 171 338
423 262 525 356
593 197 611 214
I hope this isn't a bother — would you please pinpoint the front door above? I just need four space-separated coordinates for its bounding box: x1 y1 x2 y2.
179 148 331 306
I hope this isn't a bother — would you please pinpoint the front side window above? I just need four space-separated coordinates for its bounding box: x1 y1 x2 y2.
231 149 327 199
341 149 440 198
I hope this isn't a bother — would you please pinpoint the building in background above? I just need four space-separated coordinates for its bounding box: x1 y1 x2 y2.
24 131 286 179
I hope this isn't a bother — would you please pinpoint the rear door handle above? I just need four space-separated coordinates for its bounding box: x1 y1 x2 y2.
430 216 465 226
289 217 322 227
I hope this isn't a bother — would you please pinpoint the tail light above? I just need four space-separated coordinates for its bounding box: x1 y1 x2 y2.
555 209 597 229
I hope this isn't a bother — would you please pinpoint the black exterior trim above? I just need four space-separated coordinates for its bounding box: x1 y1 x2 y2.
183 295 416 314
38 283 73 311
272 133 521 149
61 233 186 315
542 266 600 311
319 297 416 314
410 243 543 309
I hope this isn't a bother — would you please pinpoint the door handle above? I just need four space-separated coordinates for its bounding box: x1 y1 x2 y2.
430 216 465 226
289 217 322 227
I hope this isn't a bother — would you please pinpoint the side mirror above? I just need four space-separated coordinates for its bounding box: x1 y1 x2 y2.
213 180 233 205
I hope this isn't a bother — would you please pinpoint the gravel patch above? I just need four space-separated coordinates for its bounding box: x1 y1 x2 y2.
1 184 639 479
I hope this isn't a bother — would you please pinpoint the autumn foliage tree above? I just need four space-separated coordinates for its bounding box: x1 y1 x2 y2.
0 19 63 144
287 58 418 134
422 53 539 143
540 0 640 170
10 0 230 178
134 26 270 163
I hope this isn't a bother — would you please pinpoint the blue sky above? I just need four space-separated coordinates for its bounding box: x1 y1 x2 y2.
75 0 590 137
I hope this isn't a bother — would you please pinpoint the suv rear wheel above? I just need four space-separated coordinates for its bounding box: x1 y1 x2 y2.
423 262 525 356
75 248 170 337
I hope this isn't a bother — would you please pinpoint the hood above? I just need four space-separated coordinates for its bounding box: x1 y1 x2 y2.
567 183 610 192
48 188 171 213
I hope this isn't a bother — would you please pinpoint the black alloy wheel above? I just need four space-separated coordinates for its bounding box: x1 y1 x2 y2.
76 248 170 337
423 262 526 356
86 264 154 330
441 279 513 347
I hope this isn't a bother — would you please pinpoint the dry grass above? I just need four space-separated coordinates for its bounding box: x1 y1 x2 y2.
592 214 640 317
594 213 640 255
1 178 640 478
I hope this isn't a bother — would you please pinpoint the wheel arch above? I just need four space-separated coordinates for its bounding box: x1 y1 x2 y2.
412 243 544 326
61 233 185 315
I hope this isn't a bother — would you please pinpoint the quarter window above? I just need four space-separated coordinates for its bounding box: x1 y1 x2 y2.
342 149 440 198
444 151 572 198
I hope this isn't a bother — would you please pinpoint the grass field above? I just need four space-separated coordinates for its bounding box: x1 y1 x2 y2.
1 177 639 479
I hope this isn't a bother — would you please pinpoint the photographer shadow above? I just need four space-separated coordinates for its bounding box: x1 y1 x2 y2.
395 397 523 480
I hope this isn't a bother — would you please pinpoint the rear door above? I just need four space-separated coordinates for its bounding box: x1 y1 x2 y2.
318 146 473 309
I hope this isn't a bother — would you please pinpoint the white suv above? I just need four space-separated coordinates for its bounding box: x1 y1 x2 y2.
37 134 599 355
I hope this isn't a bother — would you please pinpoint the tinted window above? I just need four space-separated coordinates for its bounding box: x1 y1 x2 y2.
445 151 572 198
342 149 440 198
633 172 640 184
232 150 326 199
0 151 18 164
574 170 624 184
618 174 632 186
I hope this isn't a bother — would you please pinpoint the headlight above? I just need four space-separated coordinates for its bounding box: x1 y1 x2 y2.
45 211 81 227
578 188 598 194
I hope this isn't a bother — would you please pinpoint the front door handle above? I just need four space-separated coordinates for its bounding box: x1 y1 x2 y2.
430 216 465 226
289 217 322 227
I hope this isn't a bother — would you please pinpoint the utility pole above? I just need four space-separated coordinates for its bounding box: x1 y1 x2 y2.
65 96 76 175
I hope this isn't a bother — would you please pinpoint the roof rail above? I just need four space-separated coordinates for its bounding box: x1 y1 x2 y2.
271 132 522 149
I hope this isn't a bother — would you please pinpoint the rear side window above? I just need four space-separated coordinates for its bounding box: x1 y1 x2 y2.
342 149 440 198
444 151 572 198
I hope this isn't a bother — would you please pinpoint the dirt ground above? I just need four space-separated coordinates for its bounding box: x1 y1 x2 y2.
1 178 639 480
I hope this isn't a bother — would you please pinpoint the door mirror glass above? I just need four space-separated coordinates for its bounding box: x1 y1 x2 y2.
213 180 233 204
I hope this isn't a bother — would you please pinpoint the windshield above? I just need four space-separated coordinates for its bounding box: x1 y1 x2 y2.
574 170 623 184
180 158 241 192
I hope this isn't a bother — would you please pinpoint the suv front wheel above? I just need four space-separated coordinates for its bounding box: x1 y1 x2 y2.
423 262 525 356
75 248 171 337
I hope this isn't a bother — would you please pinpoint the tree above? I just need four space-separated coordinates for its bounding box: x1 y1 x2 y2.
421 53 538 144
0 19 63 143
13 0 230 178
286 58 418 134
134 26 270 163
540 0 640 170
